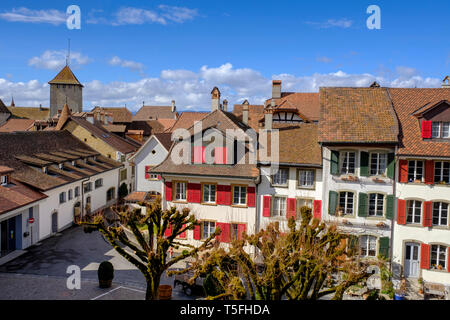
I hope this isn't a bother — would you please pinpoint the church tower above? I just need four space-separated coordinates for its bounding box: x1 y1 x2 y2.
48 65 83 117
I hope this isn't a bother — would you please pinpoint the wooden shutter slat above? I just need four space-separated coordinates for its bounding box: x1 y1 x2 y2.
262 196 271 217
145 165 150 179
187 183 201 203
358 193 368 217
313 200 322 220
328 191 338 216
164 181 172 201
399 160 408 183
193 224 201 240
330 150 339 175
424 160 434 185
178 224 187 239
420 243 430 269
237 224 246 240
423 201 433 227
360 152 369 177
286 198 296 219
397 199 406 225
247 187 255 207
387 153 395 179
386 195 394 220
378 237 390 259
421 120 432 139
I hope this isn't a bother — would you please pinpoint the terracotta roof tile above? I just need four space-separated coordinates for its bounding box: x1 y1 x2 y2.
319 87 398 144
7 106 50 120
48 65 83 86
388 88 450 157
232 105 264 130
265 92 320 121
0 178 47 215
168 111 209 132
133 106 178 121
91 107 133 123
0 119 35 132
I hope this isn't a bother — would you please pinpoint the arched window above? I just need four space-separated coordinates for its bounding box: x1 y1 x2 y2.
107 187 116 202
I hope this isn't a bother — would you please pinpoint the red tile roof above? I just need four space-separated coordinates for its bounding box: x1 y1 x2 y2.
133 106 178 121
168 111 209 132
388 88 450 157
48 65 83 86
0 178 47 215
0 119 35 132
266 92 320 121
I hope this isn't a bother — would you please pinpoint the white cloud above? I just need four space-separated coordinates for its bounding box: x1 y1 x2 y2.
306 18 353 29
108 56 145 76
0 7 66 25
316 56 332 63
28 50 91 70
113 7 167 25
158 5 199 23
1 64 442 111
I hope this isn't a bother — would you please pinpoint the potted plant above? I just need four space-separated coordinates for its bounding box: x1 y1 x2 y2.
158 285 172 300
394 278 407 300
98 261 114 288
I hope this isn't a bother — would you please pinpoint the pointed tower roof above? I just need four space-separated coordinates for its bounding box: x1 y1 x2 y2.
10 96 15 107
55 103 72 130
48 65 84 87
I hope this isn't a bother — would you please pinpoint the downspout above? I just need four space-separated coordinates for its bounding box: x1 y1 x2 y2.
81 178 89 219
389 145 398 273
253 167 262 259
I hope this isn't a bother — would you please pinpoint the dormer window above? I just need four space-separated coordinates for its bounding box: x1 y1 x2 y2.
59 163 64 170
43 167 48 174
1 175 8 186
72 161 76 166
431 122 450 138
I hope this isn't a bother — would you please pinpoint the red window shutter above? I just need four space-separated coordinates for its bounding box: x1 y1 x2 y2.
178 224 187 239
313 200 322 220
223 185 231 205
237 224 246 240
247 187 256 207
423 201 433 227
448 247 450 272
216 185 223 204
399 160 408 183
193 224 201 240
421 120 432 139
216 223 231 243
397 199 407 225
420 243 430 269
187 183 201 203
424 160 434 185
157 175 161 180
214 147 227 164
164 224 172 237
286 198 296 219
164 181 172 201
145 165 150 179
262 196 271 217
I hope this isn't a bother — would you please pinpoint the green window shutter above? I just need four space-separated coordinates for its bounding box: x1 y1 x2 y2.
378 237 390 260
348 235 359 255
386 153 395 179
330 150 339 175
385 195 394 220
358 193 368 217
360 152 369 176
328 191 338 215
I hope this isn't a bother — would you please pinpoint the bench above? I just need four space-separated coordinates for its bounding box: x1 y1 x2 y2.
423 282 447 299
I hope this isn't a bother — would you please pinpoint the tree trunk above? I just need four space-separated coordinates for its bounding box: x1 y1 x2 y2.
145 275 162 300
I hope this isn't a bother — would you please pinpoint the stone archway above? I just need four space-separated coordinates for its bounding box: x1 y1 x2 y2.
73 201 81 222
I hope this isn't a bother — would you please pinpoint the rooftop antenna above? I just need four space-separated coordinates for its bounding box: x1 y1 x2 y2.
66 38 71 66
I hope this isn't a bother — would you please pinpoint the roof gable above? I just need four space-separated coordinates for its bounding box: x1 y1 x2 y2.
48 65 83 86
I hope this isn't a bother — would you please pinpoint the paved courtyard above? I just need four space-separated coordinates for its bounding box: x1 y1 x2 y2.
0 225 197 300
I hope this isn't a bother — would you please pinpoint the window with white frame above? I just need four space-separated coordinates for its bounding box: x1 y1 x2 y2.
340 151 356 174
106 187 115 202
370 153 387 176
202 221 215 239
174 182 187 201
120 169 127 181
272 196 287 217
430 244 447 270
231 223 239 241
360 235 377 257
233 186 247 205
74 186 80 197
202 184 216 203
298 169 314 188
272 168 288 186
84 182 92 193
368 193 384 217
338 192 354 215
68 189 73 201
0 175 7 185
431 122 450 138
406 200 422 224
434 161 450 184
59 192 66 204
407 160 423 182
95 178 103 189
432 202 448 226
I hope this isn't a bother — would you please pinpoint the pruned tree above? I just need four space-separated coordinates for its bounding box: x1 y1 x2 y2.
187 206 376 300
79 198 219 300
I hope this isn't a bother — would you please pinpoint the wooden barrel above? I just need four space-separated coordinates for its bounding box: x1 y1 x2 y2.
158 285 172 300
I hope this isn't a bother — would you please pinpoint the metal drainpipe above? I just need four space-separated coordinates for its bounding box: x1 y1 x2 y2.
81 178 89 219
389 145 398 274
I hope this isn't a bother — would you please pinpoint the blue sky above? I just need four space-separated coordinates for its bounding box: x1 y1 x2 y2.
0 0 449 112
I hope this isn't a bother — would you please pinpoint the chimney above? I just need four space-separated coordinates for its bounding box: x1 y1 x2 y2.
443 76 450 88
171 100 176 113
222 99 228 112
272 80 281 99
242 100 249 125
264 109 273 130
211 87 221 112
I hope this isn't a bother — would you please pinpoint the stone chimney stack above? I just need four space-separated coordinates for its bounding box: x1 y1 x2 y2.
242 100 249 125
272 80 281 99
443 76 450 88
222 99 228 112
211 87 221 112
265 100 274 130
171 100 176 112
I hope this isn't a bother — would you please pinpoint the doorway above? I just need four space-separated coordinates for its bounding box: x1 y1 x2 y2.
51 212 58 234
0 218 16 256
404 242 420 278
